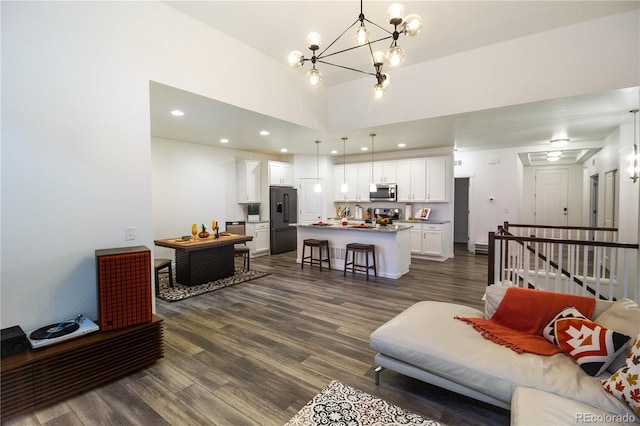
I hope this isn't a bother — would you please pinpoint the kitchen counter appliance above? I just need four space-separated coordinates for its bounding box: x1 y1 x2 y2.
369 184 397 201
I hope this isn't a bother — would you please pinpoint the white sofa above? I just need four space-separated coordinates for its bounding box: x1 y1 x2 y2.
369 286 640 424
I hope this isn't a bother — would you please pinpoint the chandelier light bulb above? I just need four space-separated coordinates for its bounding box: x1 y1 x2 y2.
372 50 387 66
355 26 370 45
306 68 322 86
373 83 386 99
402 14 423 36
288 50 304 68
306 32 322 50
387 3 405 26
387 46 405 67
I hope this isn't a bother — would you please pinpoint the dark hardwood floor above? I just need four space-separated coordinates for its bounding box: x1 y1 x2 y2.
4 245 509 425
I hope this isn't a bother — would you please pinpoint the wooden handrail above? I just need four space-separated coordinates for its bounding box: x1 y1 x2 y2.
503 221 618 233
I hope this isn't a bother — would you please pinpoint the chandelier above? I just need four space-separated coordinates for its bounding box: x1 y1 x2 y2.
287 1 423 99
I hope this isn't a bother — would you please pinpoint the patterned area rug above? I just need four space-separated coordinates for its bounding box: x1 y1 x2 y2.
285 381 441 426
157 268 269 302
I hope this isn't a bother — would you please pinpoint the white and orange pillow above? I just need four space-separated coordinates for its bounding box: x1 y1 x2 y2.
602 334 640 417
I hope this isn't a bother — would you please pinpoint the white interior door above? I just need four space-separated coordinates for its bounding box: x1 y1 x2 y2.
299 178 322 223
535 168 568 226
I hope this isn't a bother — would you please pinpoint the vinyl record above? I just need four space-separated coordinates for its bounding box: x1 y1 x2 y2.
30 321 80 340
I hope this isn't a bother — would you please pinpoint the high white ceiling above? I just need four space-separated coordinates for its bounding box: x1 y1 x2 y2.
151 1 640 163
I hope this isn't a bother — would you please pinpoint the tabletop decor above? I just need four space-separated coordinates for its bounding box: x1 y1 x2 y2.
285 380 439 426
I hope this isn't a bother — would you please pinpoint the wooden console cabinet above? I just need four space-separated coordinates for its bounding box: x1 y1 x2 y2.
0 316 163 420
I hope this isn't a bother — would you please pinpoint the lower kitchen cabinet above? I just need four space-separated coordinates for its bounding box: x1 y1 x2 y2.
246 221 270 257
409 222 450 260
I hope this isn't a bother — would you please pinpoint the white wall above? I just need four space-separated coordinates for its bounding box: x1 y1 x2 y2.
1 1 325 330
454 148 521 246
328 10 640 132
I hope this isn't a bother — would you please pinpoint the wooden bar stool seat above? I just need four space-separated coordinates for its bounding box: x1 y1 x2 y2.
154 258 173 295
343 243 377 281
301 239 331 271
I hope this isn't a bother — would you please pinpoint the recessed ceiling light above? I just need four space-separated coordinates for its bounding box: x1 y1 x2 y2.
260 130 270 136
220 138 229 143
547 156 560 162
361 147 368 151
171 110 184 116
280 148 288 153
398 143 406 148
547 151 562 157
550 138 569 147
331 150 338 154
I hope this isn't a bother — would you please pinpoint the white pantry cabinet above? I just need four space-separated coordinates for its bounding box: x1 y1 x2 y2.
426 158 448 202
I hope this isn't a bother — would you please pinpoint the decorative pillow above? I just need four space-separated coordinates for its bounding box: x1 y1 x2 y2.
595 298 640 373
542 306 587 345
555 317 631 376
602 333 640 417
483 284 509 319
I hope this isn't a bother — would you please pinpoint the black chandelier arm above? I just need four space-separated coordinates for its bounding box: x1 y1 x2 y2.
316 59 377 76
318 18 360 57
317 35 393 60
362 16 394 36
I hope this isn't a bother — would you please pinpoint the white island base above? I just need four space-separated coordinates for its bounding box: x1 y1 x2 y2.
297 224 412 279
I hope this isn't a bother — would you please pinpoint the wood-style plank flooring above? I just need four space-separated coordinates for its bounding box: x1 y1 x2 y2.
5 245 509 425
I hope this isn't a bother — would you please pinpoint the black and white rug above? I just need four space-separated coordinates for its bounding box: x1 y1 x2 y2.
285 381 441 426
157 268 269 302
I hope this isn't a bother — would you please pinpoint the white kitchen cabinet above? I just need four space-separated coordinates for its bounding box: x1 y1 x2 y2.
246 221 270 257
345 163 371 202
372 161 397 184
426 157 448 202
334 164 349 201
236 160 261 203
268 161 293 186
397 159 426 202
409 222 448 259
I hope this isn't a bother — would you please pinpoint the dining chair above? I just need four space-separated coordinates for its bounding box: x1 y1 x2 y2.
226 222 250 270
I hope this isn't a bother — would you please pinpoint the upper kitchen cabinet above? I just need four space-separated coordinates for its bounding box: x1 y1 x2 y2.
372 161 397 184
396 159 426 202
268 161 293 186
426 158 448 202
236 160 261 203
333 163 371 202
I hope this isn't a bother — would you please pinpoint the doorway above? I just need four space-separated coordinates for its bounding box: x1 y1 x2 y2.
299 178 323 223
454 177 470 247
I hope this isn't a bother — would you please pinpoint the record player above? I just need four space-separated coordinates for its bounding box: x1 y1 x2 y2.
27 314 100 349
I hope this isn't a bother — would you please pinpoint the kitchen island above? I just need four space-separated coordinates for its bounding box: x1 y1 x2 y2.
297 223 412 279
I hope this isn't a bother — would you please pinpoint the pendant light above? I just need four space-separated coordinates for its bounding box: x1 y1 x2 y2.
314 140 322 192
629 109 639 183
340 137 349 193
369 134 377 192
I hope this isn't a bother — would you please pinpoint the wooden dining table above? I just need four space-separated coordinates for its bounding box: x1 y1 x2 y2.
154 234 252 286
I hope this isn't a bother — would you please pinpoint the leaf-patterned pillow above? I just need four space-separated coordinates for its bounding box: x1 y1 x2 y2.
602 333 640 417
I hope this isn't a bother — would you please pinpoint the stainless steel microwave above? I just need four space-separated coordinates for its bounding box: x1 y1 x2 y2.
369 184 397 201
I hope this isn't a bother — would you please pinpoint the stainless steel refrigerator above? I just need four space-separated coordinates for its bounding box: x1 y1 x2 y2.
270 186 298 254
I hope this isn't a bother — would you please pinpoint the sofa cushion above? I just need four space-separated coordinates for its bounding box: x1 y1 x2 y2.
511 387 638 425
483 285 614 320
602 333 640 418
595 299 640 372
554 317 631 376
370 301 633 416
542 306 587 345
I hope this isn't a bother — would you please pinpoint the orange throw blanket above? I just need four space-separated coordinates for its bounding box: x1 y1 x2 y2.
456 287 596 356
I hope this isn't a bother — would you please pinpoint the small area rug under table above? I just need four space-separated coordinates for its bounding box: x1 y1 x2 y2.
285 380 441 426
157 268 269 302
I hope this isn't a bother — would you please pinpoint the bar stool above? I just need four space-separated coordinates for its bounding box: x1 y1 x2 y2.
343 243 377 281
154 258 173 295
301 239 331 271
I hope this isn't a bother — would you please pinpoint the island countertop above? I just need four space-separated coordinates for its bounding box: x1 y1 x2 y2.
298 223 411 233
